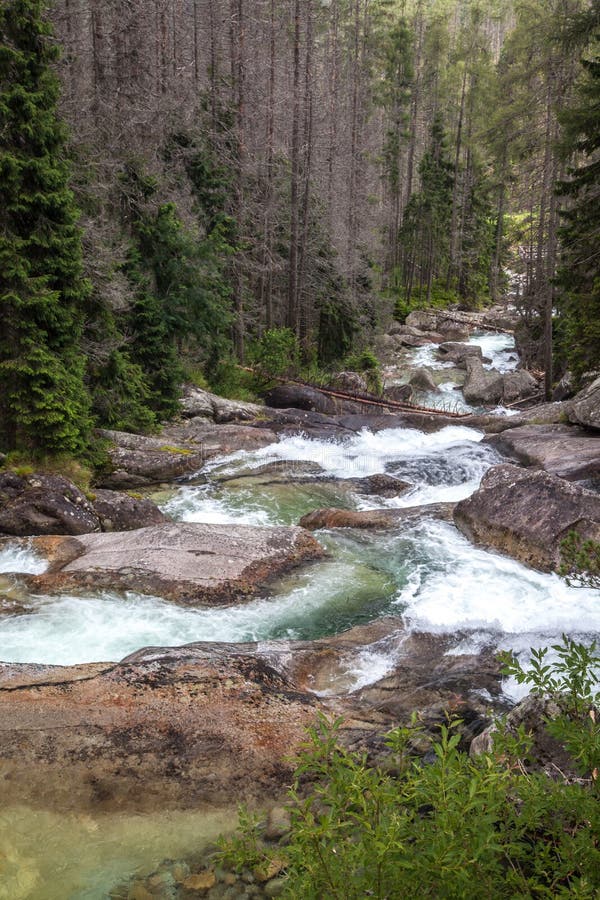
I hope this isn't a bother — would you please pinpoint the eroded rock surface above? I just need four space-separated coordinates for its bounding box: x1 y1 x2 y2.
92 489 169 531
0 472 100 536
0 648 322 812
569 375 600 431
299 503 455 530
180 386 264 423
454 464 600 570
26 522 325 604
486 424 600 481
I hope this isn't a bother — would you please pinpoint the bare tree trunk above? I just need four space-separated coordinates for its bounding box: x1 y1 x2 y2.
404 1 424 215
287 0 302 336
297 0 314 348
446 65 467 289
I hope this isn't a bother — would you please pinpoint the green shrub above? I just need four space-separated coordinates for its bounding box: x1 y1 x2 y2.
219 637 600 898
344 348 383 395
559 531 600 590
249 328 301 379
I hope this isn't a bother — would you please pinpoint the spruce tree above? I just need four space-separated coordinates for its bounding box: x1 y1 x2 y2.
0 0 91 455
555 47 600 382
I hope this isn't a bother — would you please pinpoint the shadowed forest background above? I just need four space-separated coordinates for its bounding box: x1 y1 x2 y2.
1 0 598 454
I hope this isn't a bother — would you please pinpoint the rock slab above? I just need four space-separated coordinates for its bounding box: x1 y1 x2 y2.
569 375 600 431
454 464 600 570
486 424 600 481
0 472 100 536
27 522 325 604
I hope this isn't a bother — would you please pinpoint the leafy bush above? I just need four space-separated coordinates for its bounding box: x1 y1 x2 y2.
249 328 301 379
559 531 600 589
344 348 383 395
218 638 600 898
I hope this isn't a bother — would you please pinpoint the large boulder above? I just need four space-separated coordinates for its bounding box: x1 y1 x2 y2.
502 369 539 405
180 386 264 423
264 383 339 416
0 646 323 812
486 424 600 481
569 375 600 430
383 383 413 403
437 342 483 368
91 489 169 531
463 358 504 405
327 371 369 394
552 371 575 402
454 464 600 570
409 368 438 393
0 472 100 536
98 430 207 489
26 521 325 604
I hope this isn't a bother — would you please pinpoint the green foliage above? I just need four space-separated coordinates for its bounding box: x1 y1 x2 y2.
89 348 158 434
221 639 600 898
249 328 300 379
344 348 383 395
0 0 92 456
393 279 461 322
555 50 600 382
500 636 599 785
559 531 600 589
209 359 259 403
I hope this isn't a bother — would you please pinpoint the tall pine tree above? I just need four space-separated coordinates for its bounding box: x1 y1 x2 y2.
0 0 91 455
555 37 600 382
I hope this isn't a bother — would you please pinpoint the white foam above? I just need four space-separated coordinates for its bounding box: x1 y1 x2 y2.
0 544 48 575
246 426 486 479
469 332 518 373
397 520 600 637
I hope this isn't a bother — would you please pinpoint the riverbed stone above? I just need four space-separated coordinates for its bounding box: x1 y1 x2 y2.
0 472 100 536
454 463 600 570
299 502 455 530
569 375 600 431
409 368 438 392
180 386 264 424
486 424 600 481
502 369 539 405
91 489 169 531
327 371 369 394
264 383 339 416
26 522 325 604
0 645 323 813
437 342 483 368
463 358 504 405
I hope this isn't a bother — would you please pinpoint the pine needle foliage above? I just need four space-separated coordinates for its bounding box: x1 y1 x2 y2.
0 0 91 455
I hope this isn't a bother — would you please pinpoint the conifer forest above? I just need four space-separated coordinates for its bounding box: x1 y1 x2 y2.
0 0 598 455
1 3 600 898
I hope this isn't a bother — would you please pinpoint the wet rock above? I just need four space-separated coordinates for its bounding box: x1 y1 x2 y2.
463 358 504 405
486 424 600 481
326 371 369 394
454 463 600 570
27 522 325 604
0 472 100 536
183 870 217 892
98 425 278 489
98 430 207 489
92 490 169 531
299 502 455 530
409 368 438 393
383 383 413 403
437 342 483 367
264 384 339 416
569 375 600 431
0 645 324 812
352 473 411 497
502 369 539 405
180 386 264 424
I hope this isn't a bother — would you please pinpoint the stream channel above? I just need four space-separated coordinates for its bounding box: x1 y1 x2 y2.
1 332 599 898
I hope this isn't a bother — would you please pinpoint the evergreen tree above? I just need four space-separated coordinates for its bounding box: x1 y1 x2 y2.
0 0 91 455
555 42 600 382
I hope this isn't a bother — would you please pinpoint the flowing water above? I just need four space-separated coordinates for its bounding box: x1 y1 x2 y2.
1 327 598 896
